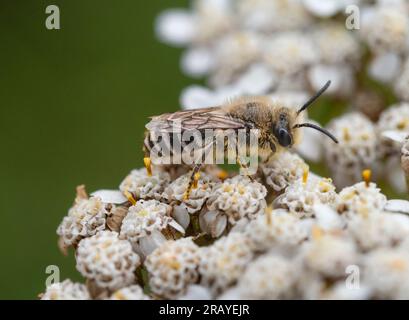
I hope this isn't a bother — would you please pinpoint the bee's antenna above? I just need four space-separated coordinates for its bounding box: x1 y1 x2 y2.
296 80 331 116
293 123 339 144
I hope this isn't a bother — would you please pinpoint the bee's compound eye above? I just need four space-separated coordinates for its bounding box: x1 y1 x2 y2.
277 128 292 147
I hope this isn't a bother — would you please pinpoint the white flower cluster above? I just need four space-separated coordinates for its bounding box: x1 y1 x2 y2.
41 280 90 300
48 165 409 300
75 231 140 291
199 232 254 295
324 112 378 189
274 174 338 217
156 0 366 106
240 209 308 252
260 151 308 192
57 196 109 248
145 237 201 299
336 181 387 217
120 200 185 257
108 285 150 300
206 175 267 225
120 168 171 201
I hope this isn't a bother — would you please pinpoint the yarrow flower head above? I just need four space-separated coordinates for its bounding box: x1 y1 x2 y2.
120 168 171 201
395 58 409 102
324 112 378 188
336 181 387 218
145 237 201 299
75 231 140 291
57 186 112 249
163 172 216 214
274 172 337 218
263 32 318 77
234 254 298 299
312 22 361 66
241 209 308 252
237 0 311 33
299 230 358 278
260 151 308 193
108 285 150 300
206 175 267 225
377 103 409 157
347 211 409 251
199 232 253 295
41 280 90 300
361 4 409 54
119 200 185 257
210 31 263 86
363 247 409 299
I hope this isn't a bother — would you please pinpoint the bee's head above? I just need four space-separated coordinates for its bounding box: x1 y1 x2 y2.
273 112 293 148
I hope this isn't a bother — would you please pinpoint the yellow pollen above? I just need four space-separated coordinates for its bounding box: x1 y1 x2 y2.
360 133 369 141
144 157 152 177
319 181 331 192
193 172 201 189
238 185 246 195
358 206 370 218
217 170 229 181
302 166 309 184
362 169 371 187
137 209 149 217
102 240 112 248
397 119 408 130
113 292 126 300
343 127 351 141
167 260 181 270
390 258 407 271
94 253 101 262
312 226 324 241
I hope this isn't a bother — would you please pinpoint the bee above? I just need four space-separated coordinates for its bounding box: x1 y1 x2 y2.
143 81 338 199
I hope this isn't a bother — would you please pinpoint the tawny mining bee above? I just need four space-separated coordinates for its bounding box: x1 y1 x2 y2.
143 81 338 199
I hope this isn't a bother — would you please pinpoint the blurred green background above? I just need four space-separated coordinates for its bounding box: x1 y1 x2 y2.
0 0 190 299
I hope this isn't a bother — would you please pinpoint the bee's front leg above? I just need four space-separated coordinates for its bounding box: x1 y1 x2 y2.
183 164 202 200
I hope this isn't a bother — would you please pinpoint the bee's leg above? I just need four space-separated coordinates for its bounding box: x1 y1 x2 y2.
143 133 153 177
237 156 255 182
183 164 202 201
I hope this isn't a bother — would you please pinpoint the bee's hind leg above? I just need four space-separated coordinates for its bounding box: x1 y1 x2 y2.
183 164 202 201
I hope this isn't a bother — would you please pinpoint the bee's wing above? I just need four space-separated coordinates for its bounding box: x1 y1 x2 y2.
146 107 246 133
